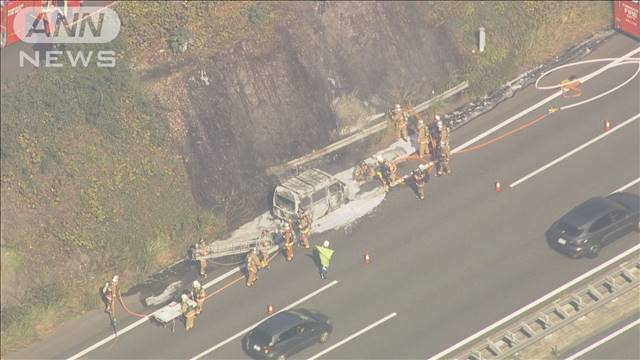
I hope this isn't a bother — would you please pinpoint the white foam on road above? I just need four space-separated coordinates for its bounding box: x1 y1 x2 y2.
313 188 386 234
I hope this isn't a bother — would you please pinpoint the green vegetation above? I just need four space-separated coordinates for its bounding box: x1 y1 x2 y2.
0 37 223 353
423 1 611 95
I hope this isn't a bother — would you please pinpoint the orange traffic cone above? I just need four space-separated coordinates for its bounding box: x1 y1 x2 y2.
495 181 502 192
604 120 611 132
363 251 371 264
267 304 274 315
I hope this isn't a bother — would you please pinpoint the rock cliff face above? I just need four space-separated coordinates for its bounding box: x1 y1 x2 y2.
182 2 460 225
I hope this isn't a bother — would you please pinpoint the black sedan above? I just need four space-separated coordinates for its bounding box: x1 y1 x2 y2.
546 192 640 258
244 308 332 360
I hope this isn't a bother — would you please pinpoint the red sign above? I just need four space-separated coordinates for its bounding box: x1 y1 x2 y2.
1 0 83 48
614 0 640 38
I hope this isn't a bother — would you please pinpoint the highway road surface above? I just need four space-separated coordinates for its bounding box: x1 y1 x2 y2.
8 34 640 360
566 316 640 360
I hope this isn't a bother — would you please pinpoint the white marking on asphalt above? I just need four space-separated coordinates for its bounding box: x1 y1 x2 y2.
611 177 640 194
306 312 397 360
66 316 148 360
66 265 242 360
426 243 640 360
452 46 640 154
190 280 339 360
509 113 640 188
564 318 640 360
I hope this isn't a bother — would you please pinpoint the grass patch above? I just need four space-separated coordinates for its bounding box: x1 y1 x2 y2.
422 1 611 96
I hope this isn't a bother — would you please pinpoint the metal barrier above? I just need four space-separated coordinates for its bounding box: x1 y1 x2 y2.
452 255 639 360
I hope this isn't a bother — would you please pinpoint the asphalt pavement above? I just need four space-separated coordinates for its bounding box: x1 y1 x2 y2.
7 33 640 360
566 315 640 360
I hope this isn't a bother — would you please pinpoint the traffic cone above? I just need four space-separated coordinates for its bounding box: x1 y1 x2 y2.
363 251 371 264
495 180 502 192
604 120 611 132
267 304 274 315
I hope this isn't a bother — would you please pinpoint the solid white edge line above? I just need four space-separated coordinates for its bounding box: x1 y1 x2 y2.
509 113 640 188
66 265 243 360
611 177 640 194
66 316 149 360
306 312 398 360
190 280 339 360
426 243 640 360
451 46 640 154
564 318 640 360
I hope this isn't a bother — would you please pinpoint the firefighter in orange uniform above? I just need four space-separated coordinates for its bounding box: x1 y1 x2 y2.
413 164 430 200
416 119 430 159
282 222 294 262
296 208 311 249
436 117 451 176
191 280 206 315
246 247 261 287
193 239 208 278
392 104 408 141
181 294 197 331
258 230 272 269
101 275 119 315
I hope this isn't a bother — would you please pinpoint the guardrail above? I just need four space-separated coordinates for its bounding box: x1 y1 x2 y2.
451 254 640 360
266 81 468 176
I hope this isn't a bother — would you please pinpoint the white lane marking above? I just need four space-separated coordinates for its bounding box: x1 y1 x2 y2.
611 177 640 194
67 316 149 360
452 46 640 154
307 312 398 360
564 318 640 360
190 280 339 360
509 113 640 188
426 243 640 360
66 265 242 360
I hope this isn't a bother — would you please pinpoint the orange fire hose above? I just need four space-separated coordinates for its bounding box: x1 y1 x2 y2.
117 290 149 318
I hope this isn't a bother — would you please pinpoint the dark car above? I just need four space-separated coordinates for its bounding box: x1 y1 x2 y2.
244 308 332 360
546 192 640 258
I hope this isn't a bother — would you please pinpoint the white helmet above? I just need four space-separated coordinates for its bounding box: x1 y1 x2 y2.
436 120 443 128
394 104 401 111
112 275 119 283
323 240 330 247
284 223 290 230
417 119 424 125
252 247 258 254
435 115 441 121
376 155 384 163
193 280 201 288
181 294 189 301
